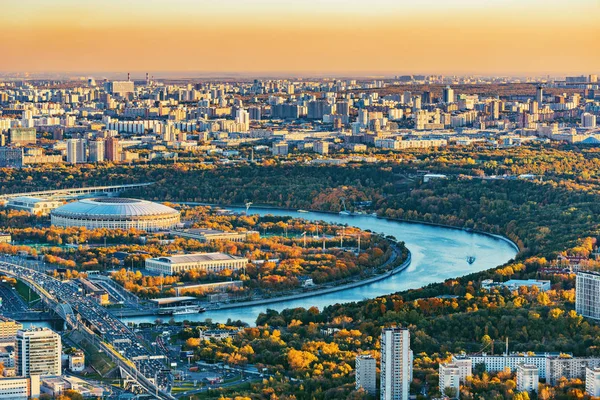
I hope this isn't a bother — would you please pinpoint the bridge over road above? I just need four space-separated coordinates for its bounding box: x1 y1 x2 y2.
0 261 175 400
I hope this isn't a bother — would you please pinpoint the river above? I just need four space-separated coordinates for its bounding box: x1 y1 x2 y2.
121 207 518 326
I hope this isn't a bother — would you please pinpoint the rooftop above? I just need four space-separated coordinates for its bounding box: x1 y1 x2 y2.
152 252 244 264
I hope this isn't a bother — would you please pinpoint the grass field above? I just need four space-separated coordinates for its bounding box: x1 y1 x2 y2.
15 279 40 304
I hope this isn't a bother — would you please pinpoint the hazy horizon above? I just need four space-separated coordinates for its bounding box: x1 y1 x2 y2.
1 0 598 75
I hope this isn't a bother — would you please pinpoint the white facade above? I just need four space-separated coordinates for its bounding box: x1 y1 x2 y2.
7 197 62 216
585 367 600 397
439 363 460 398
381 327 411 400
516 364 539 393
466 353 550 378
356 354 377 395
546 357 600 385
576 271 600 320
450 356 472 383
0 376 40 400
145 252 248 275
582 113 597 128
16 328 61 377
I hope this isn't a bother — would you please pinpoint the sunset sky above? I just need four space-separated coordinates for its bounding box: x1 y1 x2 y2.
2 0 598 76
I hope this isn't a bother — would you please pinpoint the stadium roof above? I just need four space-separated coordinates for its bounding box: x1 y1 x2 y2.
51 198 179 219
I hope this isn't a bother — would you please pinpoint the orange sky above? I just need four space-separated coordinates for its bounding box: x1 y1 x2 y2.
1 0 598 76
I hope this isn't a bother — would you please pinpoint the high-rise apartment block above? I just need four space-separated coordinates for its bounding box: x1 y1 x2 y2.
356 354 377 395
516 364 539 393
439 363 461 398
586 367 600 397
16 328 62 377
576 271 600 320
381 327 412 400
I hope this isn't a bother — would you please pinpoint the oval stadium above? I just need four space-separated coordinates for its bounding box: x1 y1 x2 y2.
50 198 180 231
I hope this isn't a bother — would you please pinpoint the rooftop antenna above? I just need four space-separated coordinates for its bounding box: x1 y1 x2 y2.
127 72 130 82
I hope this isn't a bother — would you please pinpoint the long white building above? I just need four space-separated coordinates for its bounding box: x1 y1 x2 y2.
0 376 40 400
145 252 248 275
381 327 412 400
16 328 61 377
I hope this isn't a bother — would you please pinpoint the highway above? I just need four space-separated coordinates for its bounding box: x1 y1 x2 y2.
0 182 154 200
0 260 175 400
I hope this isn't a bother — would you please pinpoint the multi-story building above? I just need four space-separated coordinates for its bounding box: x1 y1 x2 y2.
585 367 600 397
103 81 134 96
355 354 377 395
8 128 36 146
271 142 289 156
450 355 473 383
88 139 105 162
439 363 460 398
15 328 61 377
105 136 121 162
0 375 40 400
516 364 539 393
145 252 248 275
170 229 255 243
7 197 63 216
576 271 600 320
66 138 86 164
381 327 412 400
546 356 600 385
314 141 329 155
68 350 85 372
0 147 23 168
0 317 23 342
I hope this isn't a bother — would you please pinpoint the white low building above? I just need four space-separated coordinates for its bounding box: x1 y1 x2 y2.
439 363 461 398
145 252 248 275
0 375 40 399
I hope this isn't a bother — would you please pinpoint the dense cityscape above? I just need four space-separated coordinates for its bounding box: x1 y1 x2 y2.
1 0 600 400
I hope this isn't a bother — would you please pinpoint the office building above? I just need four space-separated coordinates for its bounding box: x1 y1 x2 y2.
381 327 412 400
145 252 248 275
439 363 460 398
576 271 600 320
66 138 86 164
0 147 24 168
15 328 61 377
443 86 455 103
586 367 600 397
0 375 40 400
355 354 377 395
0 317 23 342
516 364 539 393
8 128 36 146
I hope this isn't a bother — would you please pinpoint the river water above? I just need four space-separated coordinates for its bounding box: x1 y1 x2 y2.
122 208 517 326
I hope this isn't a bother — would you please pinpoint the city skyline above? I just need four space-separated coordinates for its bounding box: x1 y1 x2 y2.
1 0 598 75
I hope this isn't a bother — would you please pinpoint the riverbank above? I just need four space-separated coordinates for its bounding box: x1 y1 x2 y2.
116 244 410 317
175 201 521 254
